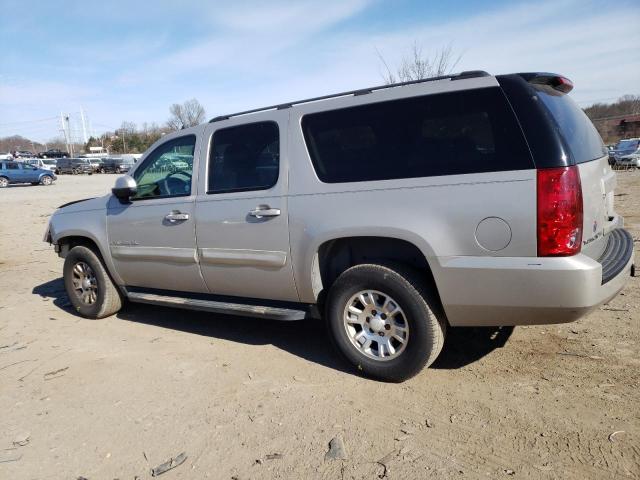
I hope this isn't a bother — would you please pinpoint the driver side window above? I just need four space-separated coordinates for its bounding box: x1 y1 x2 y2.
132 135 196 200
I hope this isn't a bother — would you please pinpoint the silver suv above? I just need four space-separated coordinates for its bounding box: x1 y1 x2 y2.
44 71 635 381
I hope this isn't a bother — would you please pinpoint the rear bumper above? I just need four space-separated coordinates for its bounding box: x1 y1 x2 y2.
436 228 635 326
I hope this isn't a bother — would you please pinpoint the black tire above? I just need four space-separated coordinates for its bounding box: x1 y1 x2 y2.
63 246 123 319
326 263 446 382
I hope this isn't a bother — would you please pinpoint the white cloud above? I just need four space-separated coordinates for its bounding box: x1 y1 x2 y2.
127 0 639 113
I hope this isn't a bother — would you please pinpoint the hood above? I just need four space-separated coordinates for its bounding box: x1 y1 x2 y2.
55 194 111 215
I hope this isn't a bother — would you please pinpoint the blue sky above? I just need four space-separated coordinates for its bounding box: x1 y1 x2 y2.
1 0 639 142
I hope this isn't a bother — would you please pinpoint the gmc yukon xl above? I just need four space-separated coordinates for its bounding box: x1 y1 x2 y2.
44 71 635 381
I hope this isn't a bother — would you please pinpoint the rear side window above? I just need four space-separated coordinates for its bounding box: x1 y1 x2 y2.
535 88 606 164
302 87 532 183
208 121 279 194
6 162 19 170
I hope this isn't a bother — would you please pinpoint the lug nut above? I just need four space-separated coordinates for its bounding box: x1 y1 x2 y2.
381 313 387 320
378 332 384 336
384 324 390 330
372 310 377 315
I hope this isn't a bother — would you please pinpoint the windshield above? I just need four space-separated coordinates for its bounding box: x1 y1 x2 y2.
42 159 56 165
615 139 640 151
535 88 606 163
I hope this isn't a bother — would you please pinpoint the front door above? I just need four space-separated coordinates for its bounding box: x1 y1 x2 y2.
20 163 38 182
195 113 299 302
107 131 208 293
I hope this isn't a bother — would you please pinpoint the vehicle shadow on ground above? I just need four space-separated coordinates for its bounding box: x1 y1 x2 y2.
432 326 514 369
33 277 355 376
33 278 514 374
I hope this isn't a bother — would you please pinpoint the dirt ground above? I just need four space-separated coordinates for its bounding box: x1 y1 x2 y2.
1 172 638 480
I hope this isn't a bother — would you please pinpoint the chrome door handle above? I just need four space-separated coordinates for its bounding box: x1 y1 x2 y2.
249 205 281 218
164 211 189 222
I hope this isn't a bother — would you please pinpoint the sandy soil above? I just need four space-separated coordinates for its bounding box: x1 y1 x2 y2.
1 172 638 480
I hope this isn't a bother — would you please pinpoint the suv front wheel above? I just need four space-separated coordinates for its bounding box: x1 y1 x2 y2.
63 246 123 319
326 263 446 382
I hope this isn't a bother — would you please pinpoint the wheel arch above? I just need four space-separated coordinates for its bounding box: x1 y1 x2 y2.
310 235 445 318
54 231 124 287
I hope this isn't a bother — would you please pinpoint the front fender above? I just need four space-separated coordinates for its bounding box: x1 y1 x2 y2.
48 197 124 286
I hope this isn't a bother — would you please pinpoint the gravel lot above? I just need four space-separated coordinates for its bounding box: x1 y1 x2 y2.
1 172 638 479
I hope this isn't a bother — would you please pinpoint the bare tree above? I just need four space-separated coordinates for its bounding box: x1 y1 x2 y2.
167 98 206 130
377 43 462 85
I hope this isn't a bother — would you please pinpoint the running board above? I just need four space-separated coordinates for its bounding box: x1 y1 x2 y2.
126 291 307 321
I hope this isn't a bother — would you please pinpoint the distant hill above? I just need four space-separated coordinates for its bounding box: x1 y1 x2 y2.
584 95 640 144
0 135 67 154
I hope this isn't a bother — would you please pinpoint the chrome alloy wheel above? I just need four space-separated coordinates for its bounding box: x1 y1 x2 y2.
41 175 52 185
71 261 98 305
343 290 409 361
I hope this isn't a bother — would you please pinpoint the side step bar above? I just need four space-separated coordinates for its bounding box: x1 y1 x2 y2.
126 291 308 321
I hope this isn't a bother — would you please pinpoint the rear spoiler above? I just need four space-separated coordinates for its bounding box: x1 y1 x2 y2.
515 72 574 94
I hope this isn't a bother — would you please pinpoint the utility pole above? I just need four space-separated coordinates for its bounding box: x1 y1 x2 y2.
63 114 74 157
80 107 88 144
60 112 70 154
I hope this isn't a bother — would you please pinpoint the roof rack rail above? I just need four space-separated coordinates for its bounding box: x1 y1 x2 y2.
208 70 490 123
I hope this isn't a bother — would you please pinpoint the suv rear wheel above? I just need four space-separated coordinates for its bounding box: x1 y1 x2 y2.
326 263 446 382
63 246 123 319
0 176 8 188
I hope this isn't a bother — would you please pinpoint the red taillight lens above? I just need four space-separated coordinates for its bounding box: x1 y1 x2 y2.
552 76 573 93
537 166 583 256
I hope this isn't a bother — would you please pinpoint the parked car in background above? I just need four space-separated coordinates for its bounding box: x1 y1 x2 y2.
88 158 104 173
0 152 12 160
25 158 58 172
44 71 635 382
101 157 135 173
55 158 93 175
617 153 640 169
39 149 69 159
0 160 56 187
14 150 36 159
611 138 640 164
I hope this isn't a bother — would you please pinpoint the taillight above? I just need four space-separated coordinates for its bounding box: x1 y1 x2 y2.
537 166 583 256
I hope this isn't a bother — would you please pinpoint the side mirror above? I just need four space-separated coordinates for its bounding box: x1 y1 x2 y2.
112 175 137 203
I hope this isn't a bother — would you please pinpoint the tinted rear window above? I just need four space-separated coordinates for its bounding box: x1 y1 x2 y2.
535 88 606 164
302 87 533 183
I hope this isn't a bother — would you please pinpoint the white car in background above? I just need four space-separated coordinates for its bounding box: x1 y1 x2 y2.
0 152 13 160
25 158 58 172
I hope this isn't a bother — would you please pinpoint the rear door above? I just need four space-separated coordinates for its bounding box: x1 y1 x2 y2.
534 88 615 259
195 112 299 302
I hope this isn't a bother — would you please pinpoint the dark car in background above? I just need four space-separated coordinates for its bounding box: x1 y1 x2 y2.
610 138 640 165
101 157 135 173
55 158 93 175
0 160 56 187
39 149 69 159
